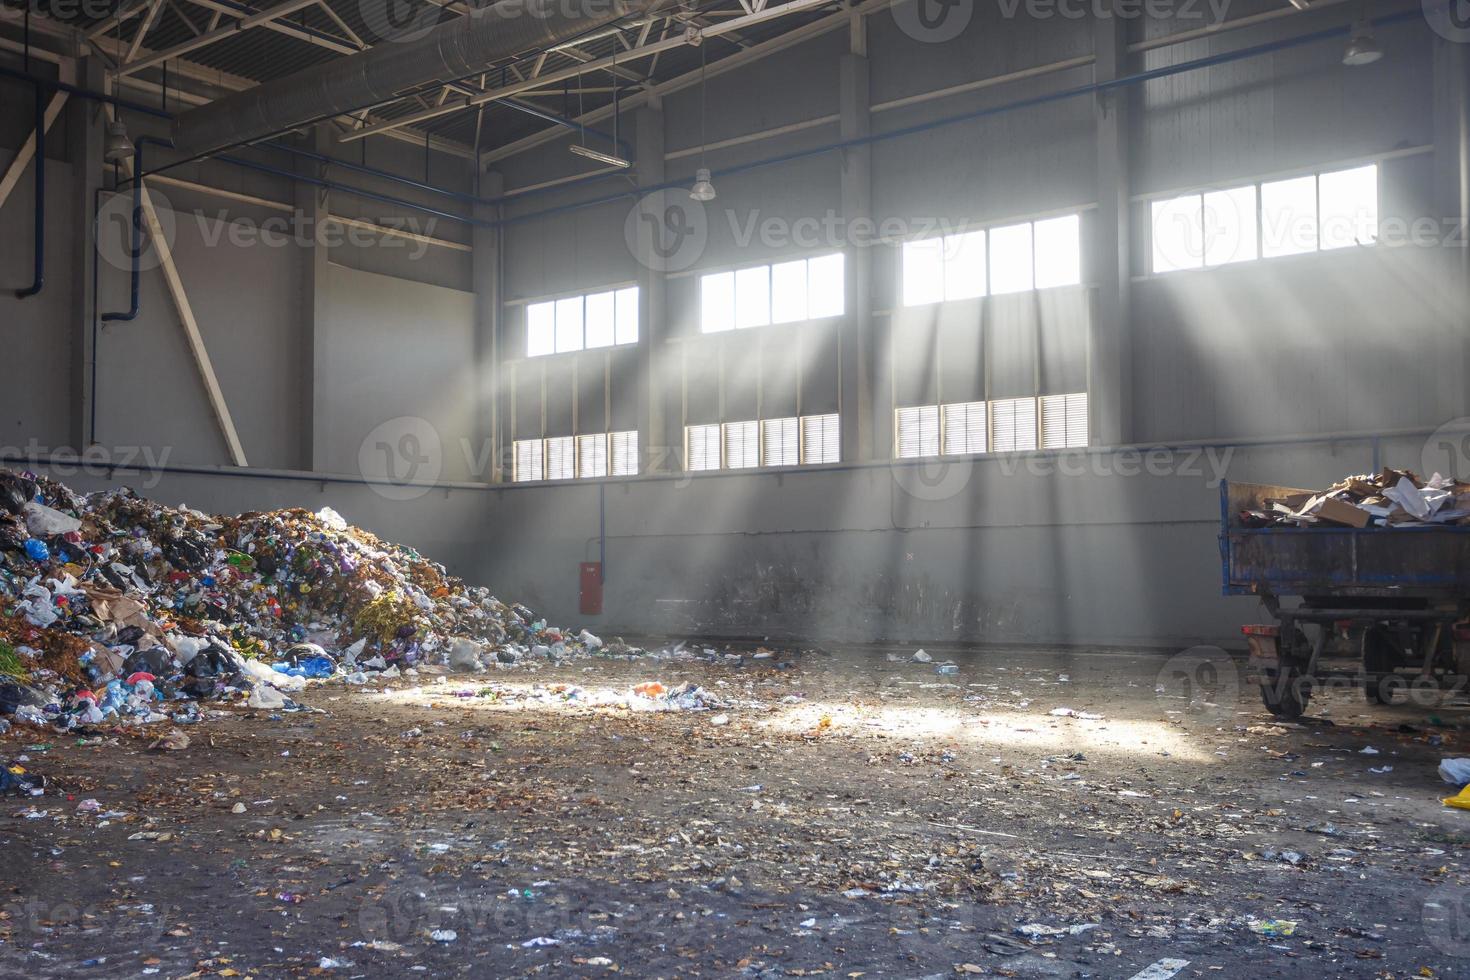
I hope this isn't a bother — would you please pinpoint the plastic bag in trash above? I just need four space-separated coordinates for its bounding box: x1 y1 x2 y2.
247 685 288 710
1440 758 1470 786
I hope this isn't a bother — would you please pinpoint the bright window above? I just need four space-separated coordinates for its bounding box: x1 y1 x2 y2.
724 420 760 469
987 222 1035 294
513 439 544 482
614 288 640 345
734 266 771 330
807 253 845 318
1033 214 1082 289
610 430 638 476
700 273 736 334
1151 193 1205 272
546 436 575 480
554 298 583 354
1318 164 1378 250
904 214 1079 306
1154 164 1375 272
771 261 808 325
896 405 940 459
701 254 845 333
941 401 987 455
901 238 946 306
943 230 987 301
576 434 608 479
762 417 799 468
990 396 1038 453
1261 174 1318 258
802 413 840 464
584 292 615 350
1202 185 1257 266
526 286 639 357
1040 392 1088 449
687 424 721 471
527 304 555 358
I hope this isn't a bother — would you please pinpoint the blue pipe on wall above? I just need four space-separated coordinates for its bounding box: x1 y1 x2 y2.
14 83 44 298
101 136 174 322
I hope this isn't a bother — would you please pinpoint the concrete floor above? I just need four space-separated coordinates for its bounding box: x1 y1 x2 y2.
3 643 1468 978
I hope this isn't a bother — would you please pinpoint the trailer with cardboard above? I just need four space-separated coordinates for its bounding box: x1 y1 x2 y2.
1220 480 1470 719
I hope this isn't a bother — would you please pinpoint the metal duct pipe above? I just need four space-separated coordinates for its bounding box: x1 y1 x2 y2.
171 0 655 159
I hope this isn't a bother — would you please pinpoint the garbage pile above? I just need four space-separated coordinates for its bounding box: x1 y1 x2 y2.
0 469 609 735
1238 468 1470 528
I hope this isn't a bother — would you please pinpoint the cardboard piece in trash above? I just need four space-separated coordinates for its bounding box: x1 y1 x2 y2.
1313 496 1371 528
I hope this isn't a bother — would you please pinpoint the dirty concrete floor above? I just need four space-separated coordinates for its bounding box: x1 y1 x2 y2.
2 644 1469 979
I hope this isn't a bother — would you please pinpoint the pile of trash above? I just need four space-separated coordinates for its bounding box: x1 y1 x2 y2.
0 469 609 735
1238 468 1470 528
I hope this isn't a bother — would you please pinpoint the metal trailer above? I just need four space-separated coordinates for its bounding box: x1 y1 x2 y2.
1219 480 1470 719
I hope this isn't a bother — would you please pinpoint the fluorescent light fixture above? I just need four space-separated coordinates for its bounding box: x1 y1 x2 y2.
569 143 631 169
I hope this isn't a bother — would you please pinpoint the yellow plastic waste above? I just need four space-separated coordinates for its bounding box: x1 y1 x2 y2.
1442 785 1470 810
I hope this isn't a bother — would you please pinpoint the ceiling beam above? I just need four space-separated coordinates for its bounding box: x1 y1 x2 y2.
339 0 839 143
117 0 345 77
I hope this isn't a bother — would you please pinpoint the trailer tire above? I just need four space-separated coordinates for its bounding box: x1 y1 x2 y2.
1260 671 1310 720
1362 627 1398 705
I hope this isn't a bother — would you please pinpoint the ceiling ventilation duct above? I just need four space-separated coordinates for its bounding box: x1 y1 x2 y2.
171 0 656 159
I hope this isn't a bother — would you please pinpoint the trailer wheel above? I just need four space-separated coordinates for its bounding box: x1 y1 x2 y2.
1259 670 1310 720
1362 627 1398 704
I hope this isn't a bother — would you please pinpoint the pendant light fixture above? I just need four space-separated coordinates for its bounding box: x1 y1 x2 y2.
690 38 716 202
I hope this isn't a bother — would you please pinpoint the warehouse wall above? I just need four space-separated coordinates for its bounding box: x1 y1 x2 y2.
1 2 1467 650
464 434 1432 649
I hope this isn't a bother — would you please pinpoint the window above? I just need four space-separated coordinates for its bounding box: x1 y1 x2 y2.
1033 214 1082 289
903 214 1080 306
515 432 634 481
1260 174 1317 258
546 436 575 480
527 304 555 358
942 401 987 455
611 430 638 476
685 415 841 471
514 439 544 483
724 420 759 469
577 434 608 479
525 286 639 357
894 396 1086 460
990 396 1038 453
1318 164 1379 250
802 413 840 464
687 424 721 471
896 405 940 459
1151 194 1206 272
762 417 799 468
1153 164 1377 273
1041 392 1088 449
700 254 845 333
988 222 1034 294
